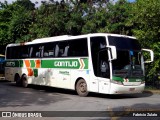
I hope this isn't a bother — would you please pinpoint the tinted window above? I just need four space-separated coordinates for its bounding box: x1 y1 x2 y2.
6 44 41 59
29 45 42 58
6 46 21 59
21 46 30 58
68 38 88 57
6 47 12 59
6 38 88 59
55 41 69 57
108 36 141 50
42 42 55 58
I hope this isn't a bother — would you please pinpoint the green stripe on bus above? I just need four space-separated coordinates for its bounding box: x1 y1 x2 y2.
30 60 35 68
112 76 123 82
112 76 144 82
41 59 88 69
33 69 38 77
83 58 88 69
5 58 89 69
19 60 23 67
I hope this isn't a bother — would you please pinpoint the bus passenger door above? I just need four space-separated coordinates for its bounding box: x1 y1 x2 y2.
97 50 111 94
90 36 111 94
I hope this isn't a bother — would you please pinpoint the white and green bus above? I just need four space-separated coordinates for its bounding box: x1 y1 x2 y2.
5 33 154 96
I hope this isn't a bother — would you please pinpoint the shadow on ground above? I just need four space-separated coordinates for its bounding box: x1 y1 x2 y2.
0 81 154 108
0 81 70 107
17 82 154 99
88 103 160 120
88 91 153 99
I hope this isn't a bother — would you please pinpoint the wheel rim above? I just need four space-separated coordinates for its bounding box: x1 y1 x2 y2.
79 82 87 93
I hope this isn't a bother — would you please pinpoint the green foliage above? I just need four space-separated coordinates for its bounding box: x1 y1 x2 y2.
130 0 160 79
106 0 133 35
0 0 159 81
0 1 12 45
0 0 34 44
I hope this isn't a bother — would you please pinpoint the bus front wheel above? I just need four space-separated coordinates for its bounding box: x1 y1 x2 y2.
76 79 89 97
21 75 28 88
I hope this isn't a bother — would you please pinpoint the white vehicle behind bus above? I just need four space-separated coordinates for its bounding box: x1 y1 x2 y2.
5 33 154 96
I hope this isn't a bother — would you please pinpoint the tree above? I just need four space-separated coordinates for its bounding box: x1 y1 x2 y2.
0 0 159 82
130 0 160 79
81 0 133 35
0 1 12 45
15 0 35 10
106 0 133 35
0 0 35 44
81 0 110 33
28 1 69 39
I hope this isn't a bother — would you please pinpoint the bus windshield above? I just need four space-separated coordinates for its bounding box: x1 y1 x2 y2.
108 36 143 78
112 50 143 77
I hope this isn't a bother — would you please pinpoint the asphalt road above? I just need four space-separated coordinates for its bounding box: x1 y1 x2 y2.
0 81 160 120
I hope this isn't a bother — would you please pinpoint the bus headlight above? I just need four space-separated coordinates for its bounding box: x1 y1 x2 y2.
111 80 123 85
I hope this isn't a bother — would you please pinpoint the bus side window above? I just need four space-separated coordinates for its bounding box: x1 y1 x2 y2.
43 43 55 58
29 45 41 58
61 46 69 57
22 54 29 58
29 47 33 58
55 45 59 57
67 38 88 57
21 46 30 59
6 47 11 59
14 46 21 59
59 49 64 56
49 51 54 56
56 42 69 57
36 52 40 57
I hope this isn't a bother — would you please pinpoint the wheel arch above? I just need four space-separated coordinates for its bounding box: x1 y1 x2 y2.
21 73 27 78
14 73 20 82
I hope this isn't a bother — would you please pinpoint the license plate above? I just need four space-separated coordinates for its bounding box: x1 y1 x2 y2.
129 88 135 91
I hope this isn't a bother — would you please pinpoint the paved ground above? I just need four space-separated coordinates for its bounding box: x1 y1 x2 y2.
0 80 160 120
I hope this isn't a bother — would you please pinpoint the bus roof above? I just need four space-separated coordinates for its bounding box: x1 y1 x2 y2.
6 33 136 47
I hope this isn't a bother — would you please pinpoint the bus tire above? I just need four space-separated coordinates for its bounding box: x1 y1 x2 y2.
21 75 28 88
76 79 89 97
14 74 21 86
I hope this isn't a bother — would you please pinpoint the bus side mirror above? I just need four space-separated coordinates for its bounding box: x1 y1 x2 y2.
142 49 154 63
107 46 117 60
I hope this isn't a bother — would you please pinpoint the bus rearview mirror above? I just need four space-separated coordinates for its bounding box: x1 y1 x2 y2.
142 49 154 63
107 46 117 60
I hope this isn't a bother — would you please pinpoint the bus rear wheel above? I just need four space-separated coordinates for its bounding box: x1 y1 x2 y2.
76 79 89 97
21 75 28 88
14 74 21 86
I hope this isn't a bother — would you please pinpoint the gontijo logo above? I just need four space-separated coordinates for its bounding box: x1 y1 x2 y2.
54 61 78 67
53 59 85 69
